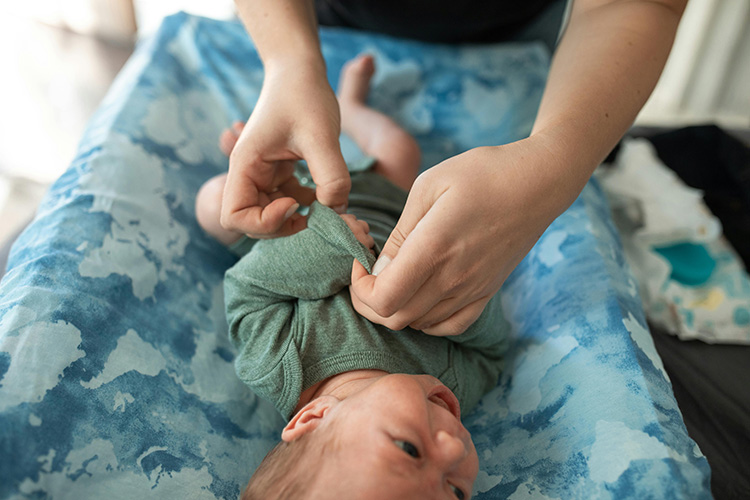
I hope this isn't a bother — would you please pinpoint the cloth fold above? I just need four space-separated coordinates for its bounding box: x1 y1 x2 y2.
598 137 750 344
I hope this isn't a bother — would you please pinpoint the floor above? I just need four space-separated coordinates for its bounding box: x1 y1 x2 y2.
0 12 133 246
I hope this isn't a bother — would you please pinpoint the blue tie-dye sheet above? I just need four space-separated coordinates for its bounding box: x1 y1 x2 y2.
0 13 710 499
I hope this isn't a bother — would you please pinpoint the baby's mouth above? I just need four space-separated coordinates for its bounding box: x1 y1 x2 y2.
427 385 461 420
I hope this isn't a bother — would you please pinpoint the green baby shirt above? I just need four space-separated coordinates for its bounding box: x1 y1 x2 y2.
224 179 509 420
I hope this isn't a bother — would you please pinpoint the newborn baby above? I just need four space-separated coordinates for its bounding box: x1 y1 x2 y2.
196 55 509 499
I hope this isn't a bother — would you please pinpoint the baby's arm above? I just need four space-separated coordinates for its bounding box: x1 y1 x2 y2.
225 203 376 350
225 226 339 364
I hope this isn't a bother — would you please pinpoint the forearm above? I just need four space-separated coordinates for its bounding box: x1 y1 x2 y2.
530 0 686 203
234 0 325 74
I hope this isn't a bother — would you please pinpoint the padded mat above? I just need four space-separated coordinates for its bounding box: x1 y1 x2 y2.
0 13 710 499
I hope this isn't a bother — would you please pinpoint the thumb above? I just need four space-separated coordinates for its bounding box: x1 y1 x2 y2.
372 187 430 275
305 140 351 212
350 185 436 319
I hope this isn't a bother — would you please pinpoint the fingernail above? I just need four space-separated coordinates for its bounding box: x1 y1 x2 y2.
371 256 391 276
284 204 300 220
333 204 347 214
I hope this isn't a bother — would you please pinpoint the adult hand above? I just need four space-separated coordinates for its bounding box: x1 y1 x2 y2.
220 63 351 238
350 137 583 336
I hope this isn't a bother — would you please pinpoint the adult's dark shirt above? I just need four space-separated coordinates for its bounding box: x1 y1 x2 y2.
316 0 560 44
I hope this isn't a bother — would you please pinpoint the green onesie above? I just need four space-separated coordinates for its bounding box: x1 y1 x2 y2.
224 171 510 420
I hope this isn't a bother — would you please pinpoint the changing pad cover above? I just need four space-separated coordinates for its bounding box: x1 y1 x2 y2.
0 13 710 499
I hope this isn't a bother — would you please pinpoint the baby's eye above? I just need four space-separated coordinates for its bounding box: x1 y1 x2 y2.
450 484 465 500
394 440 420 458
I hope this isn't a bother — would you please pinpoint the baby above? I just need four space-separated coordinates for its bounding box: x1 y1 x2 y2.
196 55 509 500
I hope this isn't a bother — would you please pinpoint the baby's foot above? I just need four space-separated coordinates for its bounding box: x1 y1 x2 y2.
218 121 245 157
337 54 376 106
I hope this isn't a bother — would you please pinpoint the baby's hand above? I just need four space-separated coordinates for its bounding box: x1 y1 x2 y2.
340 214 375 253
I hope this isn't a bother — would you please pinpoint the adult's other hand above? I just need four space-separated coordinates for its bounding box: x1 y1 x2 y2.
221 63 351 238
350 136 582 336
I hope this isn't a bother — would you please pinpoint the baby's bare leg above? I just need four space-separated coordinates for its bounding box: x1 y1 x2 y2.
196 174 244 246
337 55 421 191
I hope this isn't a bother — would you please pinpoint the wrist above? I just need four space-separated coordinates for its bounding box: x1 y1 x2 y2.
524 130 597 191
495 134 590 219
264 49 326 78
236 0 325 77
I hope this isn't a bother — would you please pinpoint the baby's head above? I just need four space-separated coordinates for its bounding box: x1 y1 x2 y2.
242 374 478 499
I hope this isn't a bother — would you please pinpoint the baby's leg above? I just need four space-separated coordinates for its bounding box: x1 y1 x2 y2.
337 55 421 192
196 174 244 246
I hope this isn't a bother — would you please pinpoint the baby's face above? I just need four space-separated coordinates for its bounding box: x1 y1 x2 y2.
319 374 478 499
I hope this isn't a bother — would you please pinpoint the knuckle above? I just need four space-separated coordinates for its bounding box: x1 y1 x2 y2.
219 213 236 231
390 225 410 246
366 296 398 318
431 321 463 336
259 216 283 234
384 316 410 332
448 308 484 336
228 144 258 166
320 175 351 194
448 319 471 335
409 320 426 332
444 275 466 294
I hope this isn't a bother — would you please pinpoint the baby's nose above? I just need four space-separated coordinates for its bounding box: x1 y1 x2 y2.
435 430 468 468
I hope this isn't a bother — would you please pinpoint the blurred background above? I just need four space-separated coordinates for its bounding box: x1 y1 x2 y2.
1 0 749 245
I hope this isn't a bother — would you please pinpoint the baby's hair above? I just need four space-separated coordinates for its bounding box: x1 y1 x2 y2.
242 422 338 500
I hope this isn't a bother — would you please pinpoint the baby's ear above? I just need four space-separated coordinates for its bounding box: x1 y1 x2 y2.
281 396 338 442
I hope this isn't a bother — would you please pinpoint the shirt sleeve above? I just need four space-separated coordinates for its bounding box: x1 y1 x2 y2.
223 203 376 386
223 226 324 357
444 294 510 413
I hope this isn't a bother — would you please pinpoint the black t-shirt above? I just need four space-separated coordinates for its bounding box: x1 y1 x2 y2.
315 0 557 43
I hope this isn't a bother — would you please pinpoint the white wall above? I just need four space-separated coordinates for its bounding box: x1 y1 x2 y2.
133 0 236 38
636 0 750 128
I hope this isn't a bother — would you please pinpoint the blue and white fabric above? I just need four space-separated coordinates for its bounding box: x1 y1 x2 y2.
0 13 711 499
